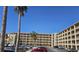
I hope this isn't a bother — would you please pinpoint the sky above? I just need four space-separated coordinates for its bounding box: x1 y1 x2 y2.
0 6 79 34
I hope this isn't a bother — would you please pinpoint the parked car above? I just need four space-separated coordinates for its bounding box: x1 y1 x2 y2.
4 46 15 52
25 45 32 49
18 45 25 48
31 46 48 52
58 46 65 49
66 49 71 52
67 48 78 52
18 45 33 52
54 46 58 48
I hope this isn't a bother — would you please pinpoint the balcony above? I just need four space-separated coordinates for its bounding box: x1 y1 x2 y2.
75 22 79 29
76 40 79 44
68 36 71 40
76 28 79 34
76 38 79 40
71 30 75 34
71 26 74 30
76 34 79 39
76 26 79 29
72 35 75 39
68 28 70 31
68 41 71 44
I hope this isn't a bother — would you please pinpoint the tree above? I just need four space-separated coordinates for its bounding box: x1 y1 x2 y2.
30 31 37 46
14 6 28 52
1 6 8 52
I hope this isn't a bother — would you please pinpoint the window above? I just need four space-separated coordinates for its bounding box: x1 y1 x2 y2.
72 40 75 44
77 46 79 49
71 26 74 29
68 41 71 44
69 45 71 49
66 41 67 43
65 30 67 32
76 34 79 38
65 33 67 36
72 35 75 39
77 40 79 44
66 45 67 48
71 31 74 34
68 28 70 31
75 22 79 28
76 28 79 33
65 37 67 39
68 32 70 35
72 46 76 49
68 36 70 39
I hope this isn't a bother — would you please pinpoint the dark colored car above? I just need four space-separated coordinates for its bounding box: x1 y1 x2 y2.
54 46 58 48
31 47 48 52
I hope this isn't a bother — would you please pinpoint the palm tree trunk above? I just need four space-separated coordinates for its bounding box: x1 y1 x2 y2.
15 14 21 52
1 6 8 52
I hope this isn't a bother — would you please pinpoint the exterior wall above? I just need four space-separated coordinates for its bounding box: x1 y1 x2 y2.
51 33 57 47
0 32 52 47
19 33 27 45
6 33 52 47
5 33 17 46
54 21 79 50
51 34 54 47
26 33 51 47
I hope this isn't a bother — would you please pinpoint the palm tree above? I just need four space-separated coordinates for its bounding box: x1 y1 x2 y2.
1 6 8 52
14 6 27 52
30 31 37 47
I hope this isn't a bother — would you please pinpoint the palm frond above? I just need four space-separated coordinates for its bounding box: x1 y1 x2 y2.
14 6 28 16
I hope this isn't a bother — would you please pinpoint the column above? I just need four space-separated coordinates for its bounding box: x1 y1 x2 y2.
74 25 77 50
70 27 72 49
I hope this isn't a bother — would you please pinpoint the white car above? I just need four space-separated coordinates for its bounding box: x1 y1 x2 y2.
4 46 15 52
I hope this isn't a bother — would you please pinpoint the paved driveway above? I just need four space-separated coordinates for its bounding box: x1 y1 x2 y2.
26 47 67 52
47 47 67 52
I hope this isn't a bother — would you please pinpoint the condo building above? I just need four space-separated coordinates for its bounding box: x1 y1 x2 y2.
26 33 51 47
0 21 79 50
3 32 52 47
19 33 51 47
54 21 79 50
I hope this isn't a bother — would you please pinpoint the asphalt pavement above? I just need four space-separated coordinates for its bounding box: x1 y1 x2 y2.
26 47 67 52
47 47 67 52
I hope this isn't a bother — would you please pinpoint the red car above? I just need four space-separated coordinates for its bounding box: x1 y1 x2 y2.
31 47 48 52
